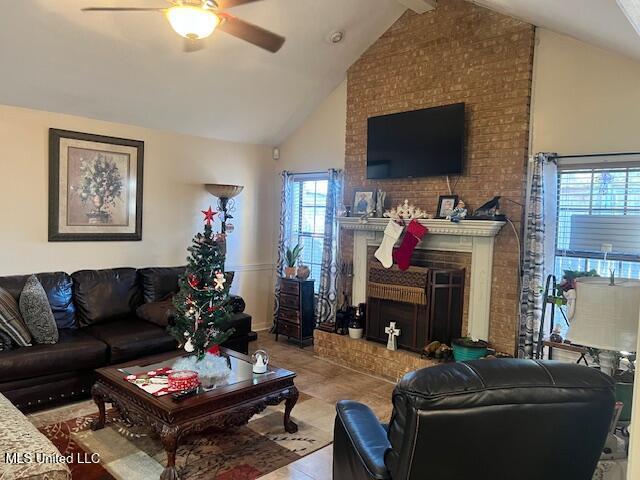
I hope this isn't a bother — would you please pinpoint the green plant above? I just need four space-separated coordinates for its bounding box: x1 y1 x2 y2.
285 244 303 268
452 337 488 348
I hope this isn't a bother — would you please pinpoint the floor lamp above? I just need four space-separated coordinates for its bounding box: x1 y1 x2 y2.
205 184 244 235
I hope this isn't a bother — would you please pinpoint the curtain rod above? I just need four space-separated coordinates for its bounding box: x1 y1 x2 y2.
550 152 640 159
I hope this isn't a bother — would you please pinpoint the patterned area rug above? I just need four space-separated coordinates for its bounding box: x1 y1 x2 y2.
30 393 334 480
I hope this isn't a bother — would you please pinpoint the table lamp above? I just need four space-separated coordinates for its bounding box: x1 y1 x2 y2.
567 277 640 376
205 184 244 234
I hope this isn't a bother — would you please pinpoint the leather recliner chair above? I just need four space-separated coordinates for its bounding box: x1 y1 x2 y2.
334 359 615 480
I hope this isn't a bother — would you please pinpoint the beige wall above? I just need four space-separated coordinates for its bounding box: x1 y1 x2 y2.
0 104 276 330
531 28 640 155
276 80 347 172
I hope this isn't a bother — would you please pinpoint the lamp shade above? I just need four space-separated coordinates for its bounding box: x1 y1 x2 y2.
205 184 244 199
567 277 640 352
166 6 220 40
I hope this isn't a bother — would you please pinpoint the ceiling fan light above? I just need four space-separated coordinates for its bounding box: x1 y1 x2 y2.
166 6 220 40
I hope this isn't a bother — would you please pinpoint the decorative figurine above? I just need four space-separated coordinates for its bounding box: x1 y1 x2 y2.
384 199 433 220
385 322 401 351
549 325 564 343
375 191 387 218
251 350 269 374
470 196 506 220
446 200 468 223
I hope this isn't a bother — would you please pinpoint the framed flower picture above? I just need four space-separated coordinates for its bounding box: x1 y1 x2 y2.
48 129 144 241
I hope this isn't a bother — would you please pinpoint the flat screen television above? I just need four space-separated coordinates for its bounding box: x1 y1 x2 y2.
366 103 465 179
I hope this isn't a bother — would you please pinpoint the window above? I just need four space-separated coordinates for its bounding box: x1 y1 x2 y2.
288 174 329 293
554 163 640 281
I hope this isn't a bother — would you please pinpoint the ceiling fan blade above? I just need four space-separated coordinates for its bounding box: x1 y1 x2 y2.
81 7 165 12
218 15 285 53
183 38 206 53
215 0 263 8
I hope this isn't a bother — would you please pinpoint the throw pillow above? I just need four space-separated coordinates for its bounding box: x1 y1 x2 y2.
0 287 32 346
136 296 175 328
19 275 59 344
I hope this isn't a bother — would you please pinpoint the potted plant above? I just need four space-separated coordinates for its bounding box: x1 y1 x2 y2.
284 244 302 278
452 337 489 361
348 318 363 339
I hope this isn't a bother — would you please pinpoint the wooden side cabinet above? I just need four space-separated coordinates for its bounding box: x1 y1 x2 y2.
275 278 315 348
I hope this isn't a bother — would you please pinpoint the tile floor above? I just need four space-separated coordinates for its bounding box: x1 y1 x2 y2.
249 332 396 480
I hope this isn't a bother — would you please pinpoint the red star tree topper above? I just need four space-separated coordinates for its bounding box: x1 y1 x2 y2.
202 206 217 225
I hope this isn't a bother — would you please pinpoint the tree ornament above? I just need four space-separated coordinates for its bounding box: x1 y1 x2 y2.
184 338 195 353
213 271 226 291
187 274 200 288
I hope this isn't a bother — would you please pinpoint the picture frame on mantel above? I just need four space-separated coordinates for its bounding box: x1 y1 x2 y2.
48 129 144 242
353 190 376 216
436 195 458 219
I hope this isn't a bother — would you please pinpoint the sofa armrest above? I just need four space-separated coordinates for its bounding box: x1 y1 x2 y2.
333 400 391 480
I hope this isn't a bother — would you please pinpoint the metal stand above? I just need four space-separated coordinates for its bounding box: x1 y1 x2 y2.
535 274 569 360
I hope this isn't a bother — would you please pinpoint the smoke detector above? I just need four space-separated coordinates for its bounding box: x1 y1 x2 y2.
327 30 345 44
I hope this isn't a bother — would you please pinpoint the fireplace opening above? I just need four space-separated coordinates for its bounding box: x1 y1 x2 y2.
366 259 464 353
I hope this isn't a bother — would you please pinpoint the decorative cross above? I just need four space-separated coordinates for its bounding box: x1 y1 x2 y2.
385 322 401 351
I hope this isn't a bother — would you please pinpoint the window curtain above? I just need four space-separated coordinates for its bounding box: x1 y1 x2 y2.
316 168 343 328
518 152 557 358
272 170 294 328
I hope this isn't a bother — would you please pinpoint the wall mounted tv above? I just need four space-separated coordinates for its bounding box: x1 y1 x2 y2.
366 102 465 179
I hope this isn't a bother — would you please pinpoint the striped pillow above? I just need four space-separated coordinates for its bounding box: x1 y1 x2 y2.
0 287 32 347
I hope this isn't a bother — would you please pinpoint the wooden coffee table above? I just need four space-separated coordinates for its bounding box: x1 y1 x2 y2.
90 348 298 480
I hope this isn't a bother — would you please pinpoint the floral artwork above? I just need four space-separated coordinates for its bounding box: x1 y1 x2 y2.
69 150 126 225
49 129 144 241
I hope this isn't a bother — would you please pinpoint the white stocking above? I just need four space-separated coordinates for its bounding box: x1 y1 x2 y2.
374 220 404 268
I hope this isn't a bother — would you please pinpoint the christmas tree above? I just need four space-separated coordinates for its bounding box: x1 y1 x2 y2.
169 207 233 360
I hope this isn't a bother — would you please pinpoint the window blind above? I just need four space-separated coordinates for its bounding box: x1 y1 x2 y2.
557 165 640 261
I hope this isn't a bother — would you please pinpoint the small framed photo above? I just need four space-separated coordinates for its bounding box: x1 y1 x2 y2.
48 129 144 241
436 195 458 219
353 190 376 216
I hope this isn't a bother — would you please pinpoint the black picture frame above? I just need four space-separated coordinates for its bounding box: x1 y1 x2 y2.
436 195 459 219
48 129 144 242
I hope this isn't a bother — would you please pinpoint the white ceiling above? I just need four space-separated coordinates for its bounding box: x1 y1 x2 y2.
1 1 639 146
474 0 640 61
0 0 405 145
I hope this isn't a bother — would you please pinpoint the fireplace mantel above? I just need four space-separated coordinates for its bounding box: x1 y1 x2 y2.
338 217 506 342
337 217 504 236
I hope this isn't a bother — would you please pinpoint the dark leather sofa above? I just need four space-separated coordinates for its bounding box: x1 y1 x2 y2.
334 359 615 480
0 266 252 412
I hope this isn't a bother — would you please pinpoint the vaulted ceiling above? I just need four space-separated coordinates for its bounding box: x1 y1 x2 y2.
0 0 638 146
474 0 640 62
0 0 405 145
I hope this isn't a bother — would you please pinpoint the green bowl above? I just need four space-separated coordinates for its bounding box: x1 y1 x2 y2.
452 343 488 361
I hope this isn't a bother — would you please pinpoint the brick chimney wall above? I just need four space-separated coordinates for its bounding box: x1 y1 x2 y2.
343 0 535 354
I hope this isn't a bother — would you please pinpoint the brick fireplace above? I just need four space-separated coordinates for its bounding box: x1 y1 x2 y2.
341 0 535 354
338 217 504 343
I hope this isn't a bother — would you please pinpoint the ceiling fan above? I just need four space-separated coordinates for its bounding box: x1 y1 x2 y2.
81 0 285 53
